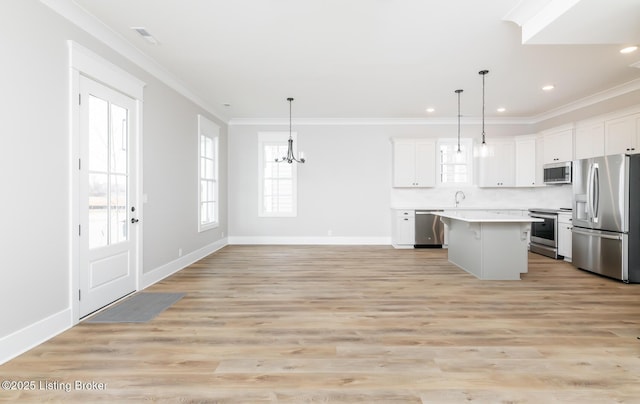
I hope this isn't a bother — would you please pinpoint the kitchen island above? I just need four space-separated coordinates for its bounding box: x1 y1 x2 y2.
438 210 542 280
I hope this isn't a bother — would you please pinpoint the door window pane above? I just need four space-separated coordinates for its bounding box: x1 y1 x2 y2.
89 173 108 248
110 174 128 244
89 96 108 172
88 95 130 248
110 103 128 174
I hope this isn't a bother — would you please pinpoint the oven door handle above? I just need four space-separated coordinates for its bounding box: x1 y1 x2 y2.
529 213 557 220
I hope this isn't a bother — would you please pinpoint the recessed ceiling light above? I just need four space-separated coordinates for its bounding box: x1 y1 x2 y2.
620 46 638 54
542 84 555 91
131 27 158 44
426 108 435 113
497 107 506 112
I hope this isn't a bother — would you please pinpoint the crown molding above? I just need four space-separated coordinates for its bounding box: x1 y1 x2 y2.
503 0 581 44
228 116 535 126
41 0 639 128
532 78 640 123
40 0 228 123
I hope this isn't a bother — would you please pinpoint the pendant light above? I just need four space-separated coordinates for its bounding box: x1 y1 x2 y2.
455 89 463 154
275 97 305 164
479 70 489 149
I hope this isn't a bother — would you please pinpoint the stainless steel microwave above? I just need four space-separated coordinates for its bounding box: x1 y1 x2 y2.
543 161 572 184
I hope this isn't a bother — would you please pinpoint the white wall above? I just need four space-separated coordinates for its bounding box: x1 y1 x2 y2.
0 0 227 363
141 80 228 273
228 121 573 242
229 124 393 242
0 0 72 339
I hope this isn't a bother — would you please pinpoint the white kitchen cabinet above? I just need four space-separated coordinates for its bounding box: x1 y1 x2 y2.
515 136 536 187
575 122 604 160
542 128 573 164
477 139 515 187
392 139 436 187
605 113 640 155
535 135 545 185
391 210 415 248
557 212 572 261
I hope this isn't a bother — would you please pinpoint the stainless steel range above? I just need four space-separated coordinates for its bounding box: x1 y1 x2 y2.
528 208 569 259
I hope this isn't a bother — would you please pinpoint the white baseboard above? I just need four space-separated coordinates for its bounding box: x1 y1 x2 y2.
0 238 229 366
140 238 228 289
228 236 392 245
0 308 71 365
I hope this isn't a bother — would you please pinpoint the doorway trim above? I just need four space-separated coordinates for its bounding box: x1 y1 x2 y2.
69 41 145 324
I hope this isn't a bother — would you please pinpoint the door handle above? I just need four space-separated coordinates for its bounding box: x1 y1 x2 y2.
571 228 621 240
131 218 139 224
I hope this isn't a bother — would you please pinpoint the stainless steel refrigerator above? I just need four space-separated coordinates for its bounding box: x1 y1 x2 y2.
572 153 640 282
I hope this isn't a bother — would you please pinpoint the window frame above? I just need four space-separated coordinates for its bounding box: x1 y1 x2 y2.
436 138 473 187
198 115 220 232
258 131 298 217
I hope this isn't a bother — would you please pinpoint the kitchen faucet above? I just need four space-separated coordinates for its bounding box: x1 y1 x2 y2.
454 190 465 207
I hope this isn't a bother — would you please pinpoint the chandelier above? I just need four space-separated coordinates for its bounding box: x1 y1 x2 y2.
275 97 305 164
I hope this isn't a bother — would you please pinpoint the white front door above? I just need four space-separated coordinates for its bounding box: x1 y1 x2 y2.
78 76 138 318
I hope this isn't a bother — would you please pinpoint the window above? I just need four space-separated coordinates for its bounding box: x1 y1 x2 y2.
258 132 297 217
437 138 473 186
198 115 219 231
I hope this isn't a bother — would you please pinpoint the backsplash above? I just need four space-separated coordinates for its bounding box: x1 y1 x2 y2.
391 184 573 210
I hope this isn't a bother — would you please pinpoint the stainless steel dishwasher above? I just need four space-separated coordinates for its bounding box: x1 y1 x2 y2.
414 210 445 248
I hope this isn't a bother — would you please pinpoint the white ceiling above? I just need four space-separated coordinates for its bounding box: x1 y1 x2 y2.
61 0 640 122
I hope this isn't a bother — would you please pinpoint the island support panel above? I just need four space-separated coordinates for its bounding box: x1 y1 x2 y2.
441 218 530 280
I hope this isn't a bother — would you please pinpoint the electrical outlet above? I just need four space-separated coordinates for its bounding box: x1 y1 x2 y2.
178 248 183 257
328 230 333 236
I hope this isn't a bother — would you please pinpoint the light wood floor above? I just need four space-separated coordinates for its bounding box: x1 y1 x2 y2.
3 245 640 403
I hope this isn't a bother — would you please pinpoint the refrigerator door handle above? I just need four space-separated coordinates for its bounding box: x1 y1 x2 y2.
592 163 599 223
572 228 622 240
587 163 594 221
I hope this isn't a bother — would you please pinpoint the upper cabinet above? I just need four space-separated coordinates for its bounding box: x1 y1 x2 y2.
542 128 573 164
575 122 604 160
478 139 515 187
605 113 640 155
392 138 436 187
515 136 537 187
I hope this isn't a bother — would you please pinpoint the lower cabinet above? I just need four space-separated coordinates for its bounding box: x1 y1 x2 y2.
557 213 572 261
392 210 415 248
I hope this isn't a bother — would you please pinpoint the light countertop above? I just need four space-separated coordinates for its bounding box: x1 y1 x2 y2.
392 206 530 211
438 210 543 223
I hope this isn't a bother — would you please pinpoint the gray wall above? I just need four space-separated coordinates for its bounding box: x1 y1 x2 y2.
142 80 228 272
0 0 227 345
227 122 540 240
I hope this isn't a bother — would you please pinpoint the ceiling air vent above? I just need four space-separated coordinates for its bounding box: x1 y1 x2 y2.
131 27 158 44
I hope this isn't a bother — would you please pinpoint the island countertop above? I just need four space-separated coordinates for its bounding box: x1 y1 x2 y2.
438 210 542 280
438 210 543 223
